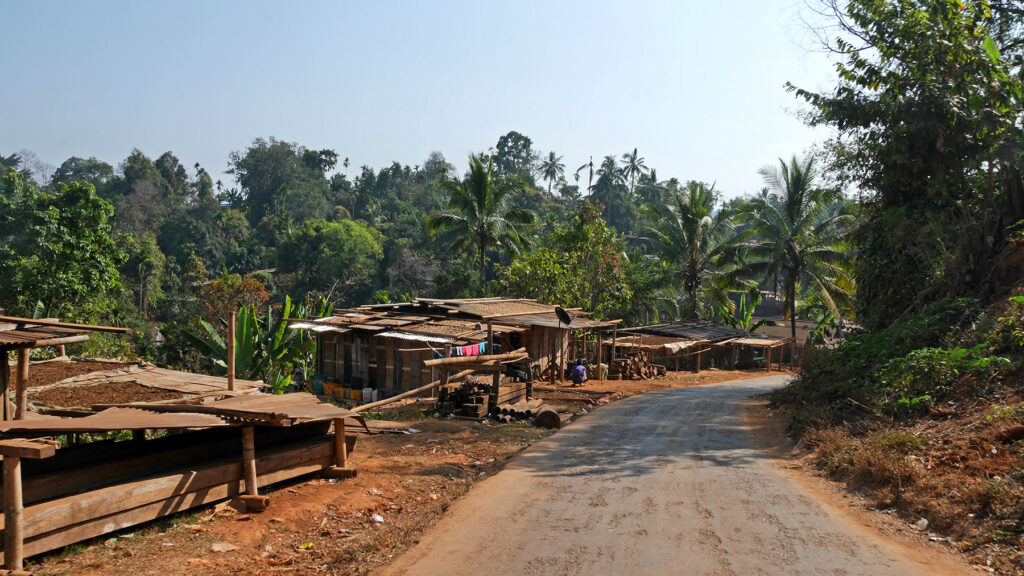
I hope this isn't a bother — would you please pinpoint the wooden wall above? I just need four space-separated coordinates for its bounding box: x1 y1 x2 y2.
318 333 436 396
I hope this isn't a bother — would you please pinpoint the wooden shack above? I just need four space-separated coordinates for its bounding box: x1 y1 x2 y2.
293 298 617 395
623 319 791 371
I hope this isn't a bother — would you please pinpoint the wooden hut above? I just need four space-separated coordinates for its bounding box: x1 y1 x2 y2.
292 298 618 396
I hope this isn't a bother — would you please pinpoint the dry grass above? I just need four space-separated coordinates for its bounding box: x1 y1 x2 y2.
802 405 1024 574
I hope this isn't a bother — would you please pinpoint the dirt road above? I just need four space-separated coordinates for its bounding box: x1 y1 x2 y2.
381 375 974 576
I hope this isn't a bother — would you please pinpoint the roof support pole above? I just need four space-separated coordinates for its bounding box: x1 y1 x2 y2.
227 310 236 392
15 349 28 420
1 352 9 422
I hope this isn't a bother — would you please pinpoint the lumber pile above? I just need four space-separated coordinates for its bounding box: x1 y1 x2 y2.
610 352 666 380
495 399 545 422
437 378 527 419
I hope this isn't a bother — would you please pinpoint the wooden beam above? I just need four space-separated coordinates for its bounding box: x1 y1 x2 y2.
29 335 90 348
354 368 473 413
14 351 27 421
0 440 55 460
333 418 347 469
0 316 131 334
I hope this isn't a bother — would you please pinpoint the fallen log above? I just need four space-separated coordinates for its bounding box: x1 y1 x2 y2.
535 408 573 430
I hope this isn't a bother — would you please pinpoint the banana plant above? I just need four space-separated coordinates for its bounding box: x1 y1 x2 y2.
718 293 768 334
186 296 329 393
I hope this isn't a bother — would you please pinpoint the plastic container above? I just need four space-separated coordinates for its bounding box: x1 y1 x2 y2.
312 374 326 396
362 387 373 403
350 388 363 401
323 381 339 399
371 389 379 402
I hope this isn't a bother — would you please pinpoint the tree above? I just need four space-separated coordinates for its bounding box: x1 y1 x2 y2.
498 202 655 319
493 131 537 185
790 0 1024 327
50 156 114 189
621 148 648 197
590 155 635 232
538 151 565 196
642 181 744 319
227 137 332 226
426 154 536 290
277 219 384 302
0 170 127 317
740 156 854 342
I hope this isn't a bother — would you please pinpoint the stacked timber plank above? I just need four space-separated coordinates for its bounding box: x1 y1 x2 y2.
437 379 527 419
610 352 667 380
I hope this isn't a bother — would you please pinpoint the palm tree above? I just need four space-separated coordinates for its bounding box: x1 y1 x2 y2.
575 156 594 195
538 151 565 196
426 153 536 291
621 148 648 197
642 181 745 319
595 155 625 187
741 155 854 343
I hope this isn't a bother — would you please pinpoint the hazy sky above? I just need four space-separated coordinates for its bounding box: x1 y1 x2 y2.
2 0 837 198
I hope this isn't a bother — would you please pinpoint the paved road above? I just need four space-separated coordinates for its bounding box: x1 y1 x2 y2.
381 376 970 576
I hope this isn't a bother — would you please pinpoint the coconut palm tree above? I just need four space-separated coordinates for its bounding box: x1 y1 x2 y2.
621 148 648 197
538 151 565 196
425 153 536 291
741 155 854 342
642 181 745 319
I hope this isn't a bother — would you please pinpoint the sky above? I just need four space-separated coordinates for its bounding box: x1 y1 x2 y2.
1 0 837 199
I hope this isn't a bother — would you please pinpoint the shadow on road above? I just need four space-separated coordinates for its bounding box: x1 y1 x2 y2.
509 376 791 480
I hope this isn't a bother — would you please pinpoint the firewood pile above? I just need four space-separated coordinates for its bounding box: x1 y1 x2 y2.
610 352 667 380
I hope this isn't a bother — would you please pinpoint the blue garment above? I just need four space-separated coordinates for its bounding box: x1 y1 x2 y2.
571 364 587 385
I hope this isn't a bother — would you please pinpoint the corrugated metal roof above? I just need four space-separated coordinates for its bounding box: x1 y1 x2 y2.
626 320 749 342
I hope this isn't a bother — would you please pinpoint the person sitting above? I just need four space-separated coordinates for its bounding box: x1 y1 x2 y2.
571 359 587 387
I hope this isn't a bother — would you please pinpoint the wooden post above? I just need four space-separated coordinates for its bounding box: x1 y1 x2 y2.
0 439 55 571
227 310 236 391
4 455 23 570
57 344 66 357
489 370 501 413
1 352 9 422
15 349 28 420
486 322 493 353
694 349 702 374
765 346 771 373
333 418 348 469
596 329 604 380
549 328 557 385
241 426 257 495
611 324 617 370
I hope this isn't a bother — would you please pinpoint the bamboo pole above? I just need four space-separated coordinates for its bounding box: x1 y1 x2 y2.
14 350 28 420
227 310 236 391
421 348 526 367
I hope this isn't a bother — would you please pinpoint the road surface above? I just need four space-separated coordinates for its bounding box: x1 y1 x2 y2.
381 375 972 576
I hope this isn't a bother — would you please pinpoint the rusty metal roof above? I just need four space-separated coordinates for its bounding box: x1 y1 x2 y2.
0 316 131 351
